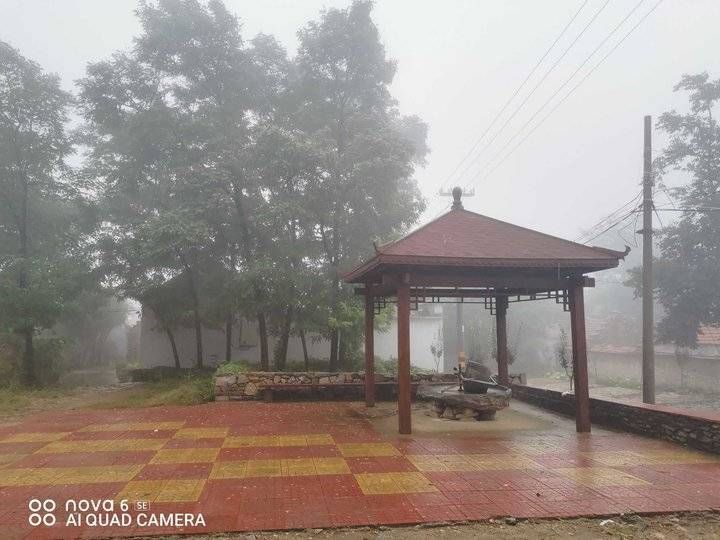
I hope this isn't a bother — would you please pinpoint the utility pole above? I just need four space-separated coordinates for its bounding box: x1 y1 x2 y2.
641 115 655 404
439 186 475 369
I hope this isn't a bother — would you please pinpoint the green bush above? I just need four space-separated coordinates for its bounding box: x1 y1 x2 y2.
215 360 251 376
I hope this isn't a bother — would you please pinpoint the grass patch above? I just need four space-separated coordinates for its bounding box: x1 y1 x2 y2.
0 385 77 417
93 373 215 408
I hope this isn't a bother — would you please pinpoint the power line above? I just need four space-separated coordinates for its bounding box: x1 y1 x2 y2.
456 0 611 190
580 205 640 244
651 207 720 212
462 0 666 192
438 0 590 191
462 0 647 191
575 189 643 243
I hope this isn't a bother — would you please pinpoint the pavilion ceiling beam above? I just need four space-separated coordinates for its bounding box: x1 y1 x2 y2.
362 272 595 294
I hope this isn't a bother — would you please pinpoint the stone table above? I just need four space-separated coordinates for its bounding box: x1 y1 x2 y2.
417 384 510 420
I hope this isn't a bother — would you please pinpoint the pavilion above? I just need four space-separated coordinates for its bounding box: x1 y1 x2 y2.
343 188 627 435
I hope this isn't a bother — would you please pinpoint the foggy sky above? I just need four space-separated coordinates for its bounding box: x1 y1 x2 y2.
2 0 719 243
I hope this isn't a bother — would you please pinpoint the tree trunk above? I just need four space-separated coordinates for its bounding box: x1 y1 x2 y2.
338 330 348 370
22 327 35 386
258 313 269 370
19 171 36 386
225 312 233 363
329 330 339 371
300 330 309 371
184 267 203 369
165 327 181 369
274 307 293 371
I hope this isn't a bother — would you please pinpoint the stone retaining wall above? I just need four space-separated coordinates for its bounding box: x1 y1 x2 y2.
215 371 456 401
511 384 720 455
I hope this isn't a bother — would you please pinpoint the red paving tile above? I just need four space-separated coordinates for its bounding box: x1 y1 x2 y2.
1 401 720 538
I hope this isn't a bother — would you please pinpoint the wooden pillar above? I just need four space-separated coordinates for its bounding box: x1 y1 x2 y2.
364 288 375 407
569 281 591 433
495 296 509 385
397 277 412 434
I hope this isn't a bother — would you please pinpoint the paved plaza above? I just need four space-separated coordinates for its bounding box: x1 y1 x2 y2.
1 401 719 539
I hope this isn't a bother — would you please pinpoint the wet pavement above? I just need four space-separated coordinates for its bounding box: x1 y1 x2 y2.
1 400 719 539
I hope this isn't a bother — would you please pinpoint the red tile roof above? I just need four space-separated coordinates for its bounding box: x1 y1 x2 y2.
344 207 627 282
698 326 720 346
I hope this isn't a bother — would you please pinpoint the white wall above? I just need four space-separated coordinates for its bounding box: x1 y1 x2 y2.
140 305 445 371
139 308 327 368
374 310 444 371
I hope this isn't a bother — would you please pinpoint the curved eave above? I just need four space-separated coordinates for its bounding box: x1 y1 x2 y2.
342 253 622 284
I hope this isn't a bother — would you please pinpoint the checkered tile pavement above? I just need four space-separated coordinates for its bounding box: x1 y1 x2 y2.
1 402 720 539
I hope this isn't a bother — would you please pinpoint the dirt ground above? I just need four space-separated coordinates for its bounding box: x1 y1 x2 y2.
140 513 720 539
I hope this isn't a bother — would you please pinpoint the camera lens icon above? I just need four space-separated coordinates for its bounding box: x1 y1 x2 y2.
28 499 56 526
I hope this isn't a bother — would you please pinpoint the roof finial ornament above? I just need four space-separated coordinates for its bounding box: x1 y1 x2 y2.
451 186 463 210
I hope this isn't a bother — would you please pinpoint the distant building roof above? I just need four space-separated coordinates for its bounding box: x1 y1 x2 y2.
344 203 627 283
698 326 720 346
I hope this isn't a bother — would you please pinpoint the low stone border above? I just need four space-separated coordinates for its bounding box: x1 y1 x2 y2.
215 371 456 400
511 384 720 454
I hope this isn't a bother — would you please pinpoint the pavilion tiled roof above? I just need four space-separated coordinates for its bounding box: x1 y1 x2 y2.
344 206 627 283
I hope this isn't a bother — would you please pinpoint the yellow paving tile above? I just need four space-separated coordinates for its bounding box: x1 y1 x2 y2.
223 434 335 448
282 458 317 476
639 449 720 465
305 434 335 445
468 454 541 470
53 464 145 485
407 454 473 472
337 442 400 457
0 468 65 486
0 464 143 486
313 457 350 475
355 472 437 495
150 447 219 464
407 453 540 472
0 453 27 468
222 435 256 448
118 479 206 503
246 459 282 477
80 421 185 432
211 457 349 479
210 460 248 479
407 455 451 472
38 438 167 453
2 432 71 443
556 467 650 487
506 440 565 455
585 451 649 466
173 427 228 439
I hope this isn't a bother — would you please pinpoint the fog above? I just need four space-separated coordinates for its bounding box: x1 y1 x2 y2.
3 0 719 236
2 1 720 413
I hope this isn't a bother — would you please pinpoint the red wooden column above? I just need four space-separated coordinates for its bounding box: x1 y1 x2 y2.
364 287 375 407
397 276 412 434
569 280 591 433
495 296 509 385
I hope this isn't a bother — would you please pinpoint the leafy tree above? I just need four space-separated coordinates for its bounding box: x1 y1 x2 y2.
77 0 254 369
628 74 720 350
295 0 427 369
0 41 92 385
